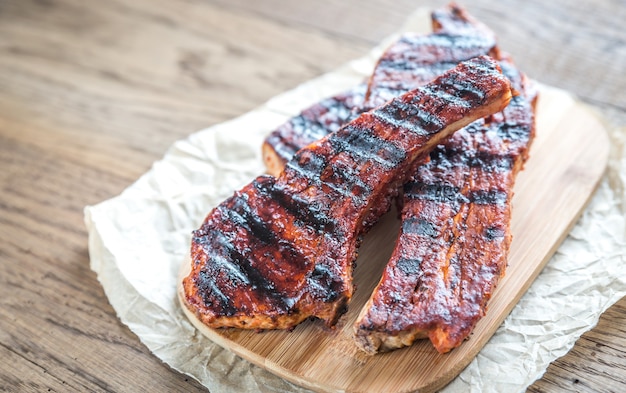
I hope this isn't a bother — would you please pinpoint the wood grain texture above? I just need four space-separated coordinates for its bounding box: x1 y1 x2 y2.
0 0 625 392
528 300 626 393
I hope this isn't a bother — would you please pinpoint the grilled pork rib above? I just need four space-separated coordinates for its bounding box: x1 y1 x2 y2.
182 56 513 330
352 6 537 354
259 4 537 353
354 57 537 354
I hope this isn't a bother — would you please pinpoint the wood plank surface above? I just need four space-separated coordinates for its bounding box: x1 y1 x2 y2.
1 0 625 392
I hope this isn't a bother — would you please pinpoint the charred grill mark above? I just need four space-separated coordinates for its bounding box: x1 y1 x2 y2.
468 153 514 171
289 150 328 178
266 85 366 163
427 145 452 166
429 147 515 172
308 264 343 302
404 182 468 204
287 151 370 205
219 193 276 245
253 177 337 235
317 91 360 122
468 190 507 205
325 160 373 206
396 258 423 275
404 182 507 206
399 33 493 53
195 228 293 312
328 125 406 168
423 86 473 110
427 75 487 106
402 217 440 238
196 268 237 316
217 191 311 273
376 58 457 73
484 226 506 241
497 121 531 141
373 100 444 136
289 116 332 142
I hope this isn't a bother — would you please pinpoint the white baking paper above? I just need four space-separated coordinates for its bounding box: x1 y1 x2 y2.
84 8 626 393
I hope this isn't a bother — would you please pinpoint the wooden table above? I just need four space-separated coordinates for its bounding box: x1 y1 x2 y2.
1 0 624 391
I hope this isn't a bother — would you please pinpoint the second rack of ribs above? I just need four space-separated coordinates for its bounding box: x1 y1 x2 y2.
353 59 537 354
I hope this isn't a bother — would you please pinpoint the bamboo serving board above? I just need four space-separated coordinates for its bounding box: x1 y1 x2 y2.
178 85 610 393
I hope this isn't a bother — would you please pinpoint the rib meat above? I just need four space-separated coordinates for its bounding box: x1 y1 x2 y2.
263 84 365 177
182 56 512 330
353 57 537 354
259 4 538 353
351 4 538 354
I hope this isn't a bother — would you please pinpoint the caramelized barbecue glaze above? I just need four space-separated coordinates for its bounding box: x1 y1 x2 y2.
260 3 537 353
182 56 512 330
354 58 537 354
352 4 537 355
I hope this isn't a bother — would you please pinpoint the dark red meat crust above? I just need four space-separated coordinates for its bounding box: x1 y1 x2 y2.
354 58 537 354
182 56 512 330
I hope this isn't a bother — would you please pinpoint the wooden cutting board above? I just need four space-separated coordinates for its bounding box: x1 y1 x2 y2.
178 84 610 393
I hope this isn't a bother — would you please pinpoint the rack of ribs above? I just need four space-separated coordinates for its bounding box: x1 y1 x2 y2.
181 56 513 330
352 5 537 355
353 57 537 354
260 3 537 352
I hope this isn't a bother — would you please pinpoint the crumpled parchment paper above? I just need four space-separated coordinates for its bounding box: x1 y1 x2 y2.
84 8 626 393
